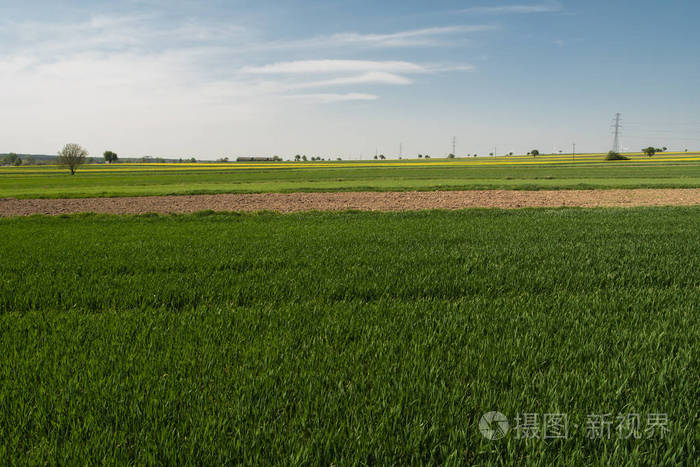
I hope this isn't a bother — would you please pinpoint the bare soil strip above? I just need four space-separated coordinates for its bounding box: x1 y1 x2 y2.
1 189 699 217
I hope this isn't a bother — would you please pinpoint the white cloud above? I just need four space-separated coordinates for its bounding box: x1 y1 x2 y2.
458 2 562 14
241 60 428 75
237 24 495 52
1 14 247 57
285 93 379 103
325 25 496 48
289 72 413 90
0 12 480 157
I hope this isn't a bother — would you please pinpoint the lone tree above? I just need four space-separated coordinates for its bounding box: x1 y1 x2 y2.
642 147 658 157
58 143 88 175
103 150 118 163
530 149 540 157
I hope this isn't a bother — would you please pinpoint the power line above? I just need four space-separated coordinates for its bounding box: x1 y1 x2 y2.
452 136 456 155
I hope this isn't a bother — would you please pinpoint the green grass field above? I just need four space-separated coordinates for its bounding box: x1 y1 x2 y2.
2 152 700 199
1 208 698 464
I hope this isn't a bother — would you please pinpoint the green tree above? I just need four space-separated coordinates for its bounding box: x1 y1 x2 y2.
530 149 540 157
447 153 456 159
3 153 22 166
58 144 88 175
642 147 657 157
103 150 118 163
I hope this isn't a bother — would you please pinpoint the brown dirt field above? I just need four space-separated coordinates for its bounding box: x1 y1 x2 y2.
1 189 699 217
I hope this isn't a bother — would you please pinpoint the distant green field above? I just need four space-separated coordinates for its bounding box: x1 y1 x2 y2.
1 208 698 464
1 152 699 198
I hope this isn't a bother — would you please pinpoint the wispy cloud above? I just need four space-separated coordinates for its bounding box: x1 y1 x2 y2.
293 72 413 89
0 9 482 160
237 24 495 52
325 25 496 48
242 59 471 102
241 60 428 75
1 14 246 56
458 2 562 14
284 93 379 103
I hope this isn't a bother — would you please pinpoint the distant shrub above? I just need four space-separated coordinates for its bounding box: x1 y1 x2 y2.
605 151 629 160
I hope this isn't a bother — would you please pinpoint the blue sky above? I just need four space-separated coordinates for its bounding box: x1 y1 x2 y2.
1 1 699 159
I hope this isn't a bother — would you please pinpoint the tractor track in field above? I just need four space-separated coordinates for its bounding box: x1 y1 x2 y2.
1 189 700 217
